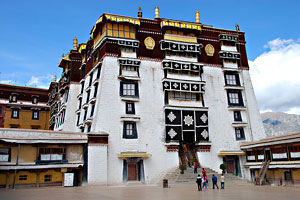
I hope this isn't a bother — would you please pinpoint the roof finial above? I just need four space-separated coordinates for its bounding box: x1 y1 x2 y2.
54 75 57 82
196 11 200 23
235 24 240 31
73 37 78 50
155 7 159 19
138 6 142 18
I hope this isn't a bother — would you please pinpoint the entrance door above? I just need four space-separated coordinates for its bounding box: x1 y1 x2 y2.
227 160 234 174
284 171 292 184
127 162 137 181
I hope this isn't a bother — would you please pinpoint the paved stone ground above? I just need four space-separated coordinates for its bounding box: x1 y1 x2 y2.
1 184 300 200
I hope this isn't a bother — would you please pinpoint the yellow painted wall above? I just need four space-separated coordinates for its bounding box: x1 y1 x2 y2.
5 144 37 163
40 170 63 183
0 173 6 185
292 169 300 180
4 109 50 130
8 171 37 185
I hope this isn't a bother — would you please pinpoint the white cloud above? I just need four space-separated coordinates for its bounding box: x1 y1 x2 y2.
250 38 300 114
27 74 54 88
0 80 12 84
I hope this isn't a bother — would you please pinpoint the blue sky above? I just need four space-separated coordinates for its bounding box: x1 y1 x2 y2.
1 0 300 113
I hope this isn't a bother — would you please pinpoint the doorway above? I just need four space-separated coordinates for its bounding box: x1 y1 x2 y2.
127 162 137 181
284 171 292 185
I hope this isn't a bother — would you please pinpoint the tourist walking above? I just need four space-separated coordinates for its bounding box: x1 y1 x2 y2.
202 175 208 190
194 162 198 174
212 174 219 189
221 173 225 189
196 174 202 191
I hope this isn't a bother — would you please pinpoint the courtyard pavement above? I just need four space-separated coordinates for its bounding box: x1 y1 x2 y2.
1 183 300 200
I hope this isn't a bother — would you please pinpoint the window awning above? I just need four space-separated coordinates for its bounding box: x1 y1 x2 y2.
160 20 201 31
218 151 246 156
118 152 152 158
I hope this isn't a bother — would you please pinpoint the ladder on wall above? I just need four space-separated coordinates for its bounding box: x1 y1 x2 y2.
255 160 271 185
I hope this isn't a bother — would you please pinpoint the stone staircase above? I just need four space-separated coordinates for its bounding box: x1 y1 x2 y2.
163 167 251 186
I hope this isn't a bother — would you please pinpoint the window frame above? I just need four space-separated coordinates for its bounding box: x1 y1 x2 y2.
123 122 138 139
32 110 39 120
11 109 19 119
120 82 139 97
235 127 245 140
44 175 52 182
224 73 240 86
9 94 18 103
32 96 39 104
0 148 11 162
227 90 244 106
233 111 242 121
126 102 135 114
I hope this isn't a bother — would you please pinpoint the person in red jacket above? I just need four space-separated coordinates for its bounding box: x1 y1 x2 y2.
194 162 198 174
202 168 207 178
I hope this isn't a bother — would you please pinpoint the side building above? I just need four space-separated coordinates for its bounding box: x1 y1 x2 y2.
0 83 50 130
241 133 300 185
51 8 265 185
0 128 87 188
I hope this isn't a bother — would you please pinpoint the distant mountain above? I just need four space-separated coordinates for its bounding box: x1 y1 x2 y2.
261 112 300 137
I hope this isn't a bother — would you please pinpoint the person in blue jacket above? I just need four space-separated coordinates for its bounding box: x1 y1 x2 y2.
212 174 219 189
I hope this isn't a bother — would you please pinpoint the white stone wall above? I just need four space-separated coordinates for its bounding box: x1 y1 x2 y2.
197 66 265 173
63 84 80 132
88 145 108 185
91 57 179 184
241 70 266 141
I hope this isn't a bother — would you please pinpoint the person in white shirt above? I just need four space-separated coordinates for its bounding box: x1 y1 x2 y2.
221 173 225 189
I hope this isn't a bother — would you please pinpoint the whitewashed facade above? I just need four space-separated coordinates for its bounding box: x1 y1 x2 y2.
52 11 266 185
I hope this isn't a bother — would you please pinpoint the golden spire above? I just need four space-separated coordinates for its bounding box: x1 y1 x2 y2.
138 6 142 18
196 11 200 23
155 7 159 19
235 24 240 31
54 75 57 82
73 37 78 50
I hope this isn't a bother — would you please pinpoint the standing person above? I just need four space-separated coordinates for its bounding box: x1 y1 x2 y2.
221 173 225 189
196 174 202 191
202 168 207 178
212 174 219 189
202 175 208 190
194 162 198 174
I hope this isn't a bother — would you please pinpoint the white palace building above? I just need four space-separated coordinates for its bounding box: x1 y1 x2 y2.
48 8 265 185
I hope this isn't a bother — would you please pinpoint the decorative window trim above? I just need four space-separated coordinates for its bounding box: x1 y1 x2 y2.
219 51 240 60
160 40 202 53
163 80 203 93
162 60 203 73
118 58 141 66
219 34 238 42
